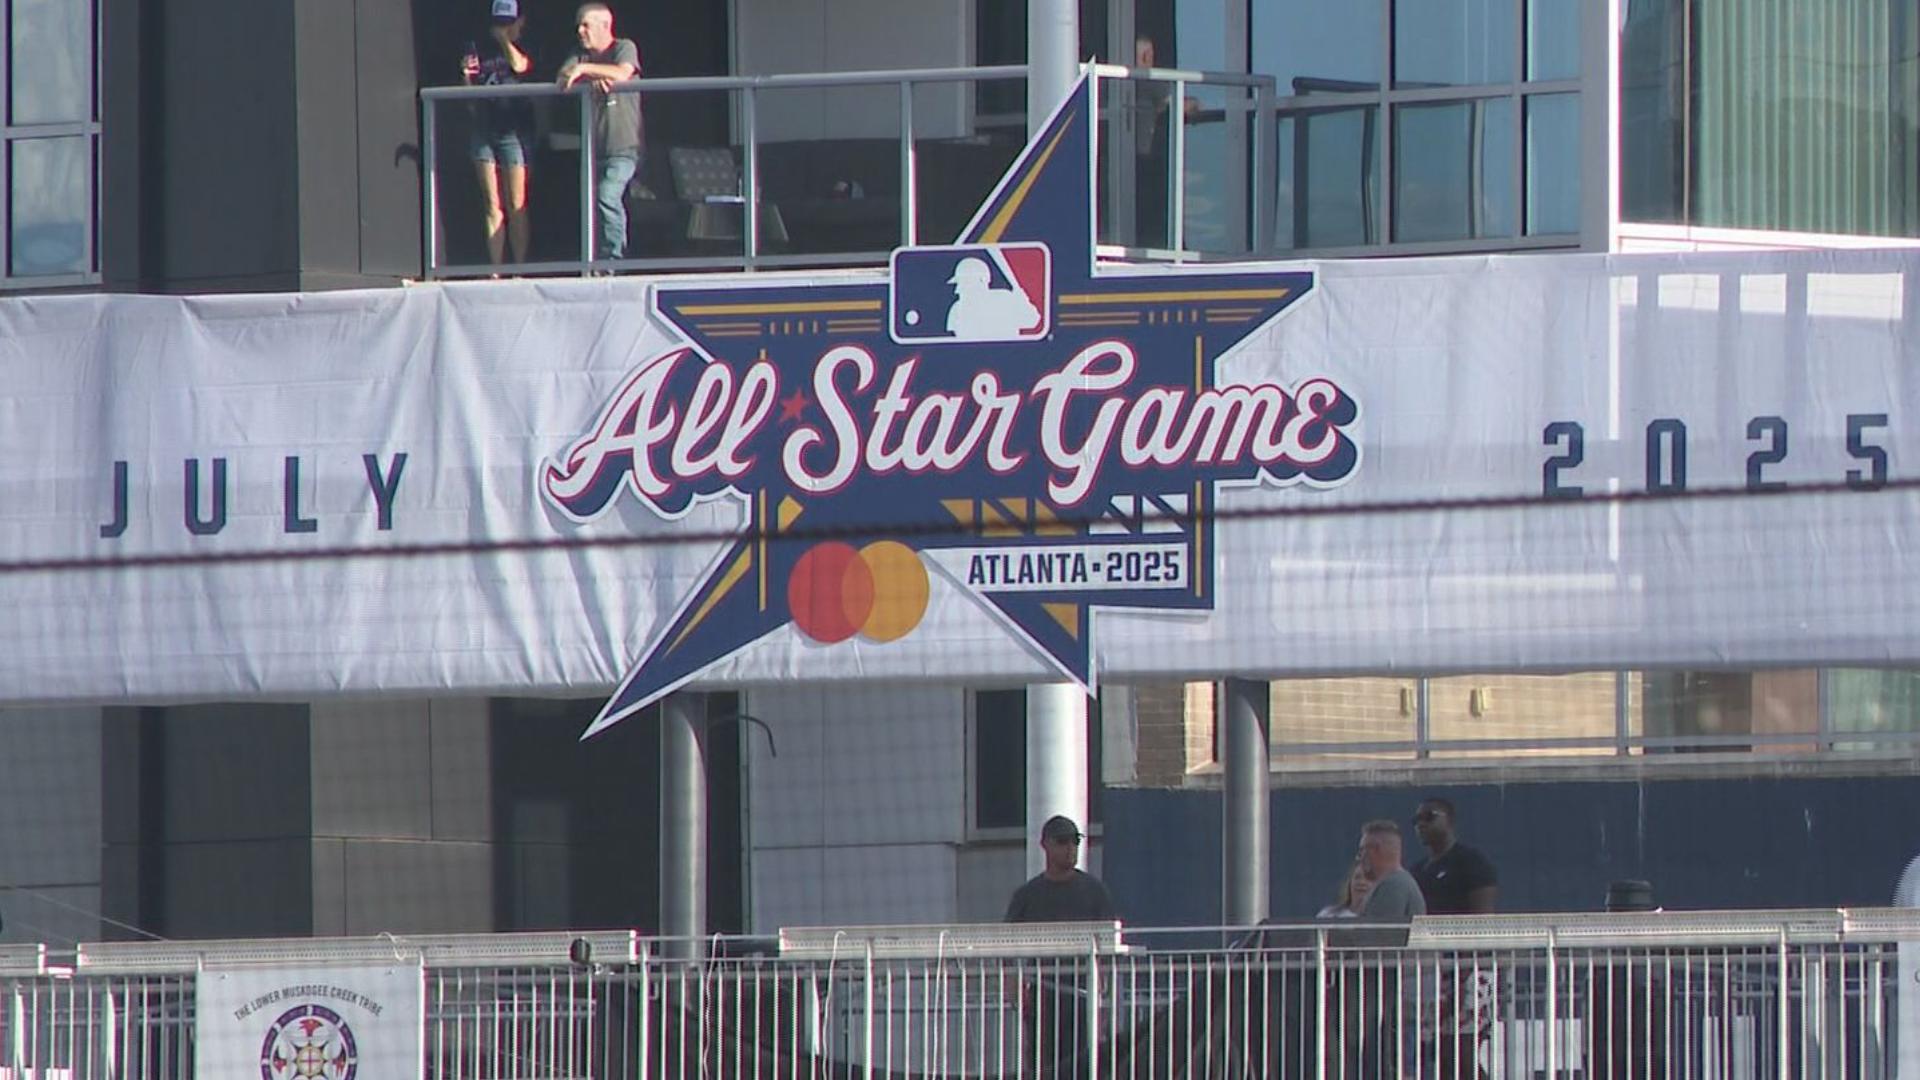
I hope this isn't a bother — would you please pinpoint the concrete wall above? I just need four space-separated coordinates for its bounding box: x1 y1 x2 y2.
79 693 718 943
746 685 969 929
734 0 974 141
99 0 424 291
1104 772 1920 927
0 709 104 945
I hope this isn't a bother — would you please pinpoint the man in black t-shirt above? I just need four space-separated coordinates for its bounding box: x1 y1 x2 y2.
1411 797 1498 914
1411 797 1498 1079
1005 815 1113 1078
1005 815 1115 922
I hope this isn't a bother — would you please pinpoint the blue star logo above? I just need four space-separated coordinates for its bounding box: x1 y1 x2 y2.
542 77 1360 735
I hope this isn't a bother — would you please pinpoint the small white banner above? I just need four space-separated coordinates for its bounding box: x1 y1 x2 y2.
195 965 424 1080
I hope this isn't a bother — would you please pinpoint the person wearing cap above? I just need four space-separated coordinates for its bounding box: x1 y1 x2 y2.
558 2 644 263
1005 815 1115 923
460 0 536 268
1006 815 1113 1080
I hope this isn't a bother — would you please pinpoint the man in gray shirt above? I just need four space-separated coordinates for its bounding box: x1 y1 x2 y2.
558 3 643 261
1358 819 1427 921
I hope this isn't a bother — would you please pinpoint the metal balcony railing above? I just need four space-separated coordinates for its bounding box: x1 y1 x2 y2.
418 63 1283 280
5 909 1917 1078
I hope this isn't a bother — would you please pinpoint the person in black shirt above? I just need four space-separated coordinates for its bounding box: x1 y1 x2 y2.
1411 797 1498 914
1005 815 1112 1079
1411 797 1498 1079
460 0 536 268
1005 815 1115 922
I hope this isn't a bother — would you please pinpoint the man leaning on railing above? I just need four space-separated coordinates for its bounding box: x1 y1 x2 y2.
558 2 643 265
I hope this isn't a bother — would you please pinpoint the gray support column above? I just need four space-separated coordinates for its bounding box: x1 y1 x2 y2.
1025 684 1089 879
1221 679 1270 926
1027 0 1078 135
1579 0 1622 250
660 693 707 959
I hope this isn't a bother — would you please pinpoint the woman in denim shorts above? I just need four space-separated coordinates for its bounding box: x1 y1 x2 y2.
462 0 537 268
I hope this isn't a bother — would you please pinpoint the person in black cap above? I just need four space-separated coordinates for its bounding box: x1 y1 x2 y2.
460 0 536 268
1005 815 1115 923
1005 815 1113 1079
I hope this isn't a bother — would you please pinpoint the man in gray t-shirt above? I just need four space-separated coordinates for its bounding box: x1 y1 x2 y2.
559 2 643 260
1357 820 1427 921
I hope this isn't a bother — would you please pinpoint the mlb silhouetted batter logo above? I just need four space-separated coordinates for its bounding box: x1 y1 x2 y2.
542 76 1361 735
891 244 1050 344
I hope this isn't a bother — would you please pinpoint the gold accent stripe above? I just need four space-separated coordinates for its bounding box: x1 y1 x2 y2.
679 299 882 316
1192 482 1204 598
707 330 767 338
668 547 754 654
757 489 767 611
694 321 766 331
1042 602 1081 639
980 116 1074 243
1193 334 1203 394
1060 288 1289 306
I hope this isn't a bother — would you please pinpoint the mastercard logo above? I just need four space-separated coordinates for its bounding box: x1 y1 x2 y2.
787 540 931 645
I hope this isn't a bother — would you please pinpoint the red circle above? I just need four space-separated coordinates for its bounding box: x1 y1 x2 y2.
788 543 875 644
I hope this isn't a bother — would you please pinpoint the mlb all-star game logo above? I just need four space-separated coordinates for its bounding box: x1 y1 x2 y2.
543 77 1360 735
259 1004 357 1080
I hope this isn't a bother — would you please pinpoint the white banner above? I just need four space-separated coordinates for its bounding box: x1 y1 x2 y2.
0 250 1917 706
195 965 423 1080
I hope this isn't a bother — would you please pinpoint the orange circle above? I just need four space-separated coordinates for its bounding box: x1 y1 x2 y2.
857 541 930 643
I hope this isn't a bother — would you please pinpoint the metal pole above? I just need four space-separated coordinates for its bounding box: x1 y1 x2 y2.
743 86 761 267
422 97 440 278
900 81 918 247
1025 683 1088 879
660 693 707 960
1221 678 1270 928
579 90 596 272
1026 0 1077 136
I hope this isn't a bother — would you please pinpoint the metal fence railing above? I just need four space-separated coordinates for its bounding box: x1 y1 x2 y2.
3 910 1915 1078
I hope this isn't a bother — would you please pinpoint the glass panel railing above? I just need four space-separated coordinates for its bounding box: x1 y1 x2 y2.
1088 66 1278 260
421 67 1028 279
911 77 1025 248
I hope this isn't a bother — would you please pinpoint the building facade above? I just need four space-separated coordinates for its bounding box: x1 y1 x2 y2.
0 0 1916 947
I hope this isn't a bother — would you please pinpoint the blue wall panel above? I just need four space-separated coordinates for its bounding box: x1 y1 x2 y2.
1104 775 1920 926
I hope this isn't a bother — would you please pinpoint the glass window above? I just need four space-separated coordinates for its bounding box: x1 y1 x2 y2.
1643 670 1820 753
973 689 1027 830
1825 670 1920 737
1392 97 1515 243
1394 0 1515 88
10 0 92 125
1622 0 1920 237
970 689 1103 832
1252 0 1382 95
1618 0 1685 223
1525 93 1580 234
1527 0 1580 81
1277 105 1378 249
10 136 90 277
